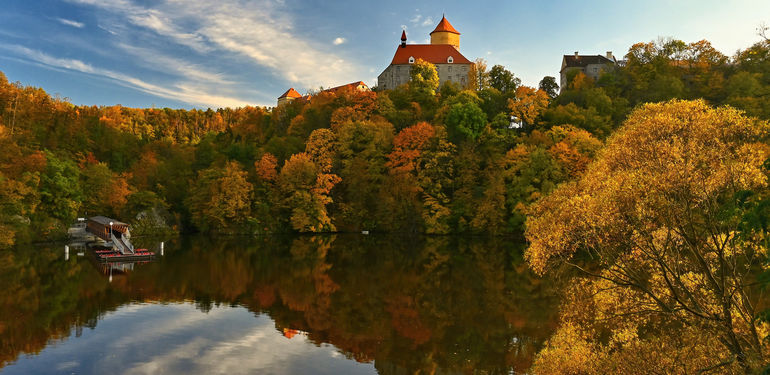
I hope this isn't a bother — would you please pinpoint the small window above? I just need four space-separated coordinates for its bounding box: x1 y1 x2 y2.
409 56 415 64
448 66 452 72
447 56 454 63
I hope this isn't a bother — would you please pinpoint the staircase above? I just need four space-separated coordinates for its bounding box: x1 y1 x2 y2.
110 231 135 255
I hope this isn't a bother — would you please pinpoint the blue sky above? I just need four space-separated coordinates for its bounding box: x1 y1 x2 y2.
0 0 768 109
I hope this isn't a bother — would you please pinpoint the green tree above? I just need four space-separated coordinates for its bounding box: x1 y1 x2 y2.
39 151 82 222
538 76 559 99
488 65 520 94
445 101 487 141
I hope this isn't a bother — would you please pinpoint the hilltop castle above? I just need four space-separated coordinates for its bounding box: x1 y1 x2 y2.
277 15 471 106
377 15 472 90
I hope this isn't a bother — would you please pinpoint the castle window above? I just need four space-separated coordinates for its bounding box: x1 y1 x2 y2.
409 56 415 64
447 56 454 64
448 66 452 72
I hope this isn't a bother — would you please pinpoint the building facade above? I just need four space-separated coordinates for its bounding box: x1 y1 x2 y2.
378 16 472 91
559 52 617 91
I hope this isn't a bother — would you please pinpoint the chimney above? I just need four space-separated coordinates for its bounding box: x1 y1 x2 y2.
606 51 613 59
574 51 579 57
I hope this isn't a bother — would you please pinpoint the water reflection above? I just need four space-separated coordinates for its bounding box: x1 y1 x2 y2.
0 235 561 374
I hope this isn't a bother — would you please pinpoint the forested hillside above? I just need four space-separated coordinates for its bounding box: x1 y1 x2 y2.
1 36 769 248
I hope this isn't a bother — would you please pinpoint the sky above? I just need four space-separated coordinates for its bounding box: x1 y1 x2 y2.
0 0 768 109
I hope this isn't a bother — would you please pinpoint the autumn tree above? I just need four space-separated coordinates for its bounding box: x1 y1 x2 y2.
409 58 440 102
526 100 770 372
508 86 549 128
188 161 253 233
467 58 489 91
278 152 340 232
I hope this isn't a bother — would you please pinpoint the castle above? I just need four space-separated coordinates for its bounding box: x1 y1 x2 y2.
377 15 472 90
277 15 472 106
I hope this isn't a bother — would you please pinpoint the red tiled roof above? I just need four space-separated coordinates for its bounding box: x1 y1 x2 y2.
430 15 460 35
390 44 471 65
324 81 369 94
278 87 302 99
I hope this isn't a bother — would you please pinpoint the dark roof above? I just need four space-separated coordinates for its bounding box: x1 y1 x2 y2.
89 216 128 226
430 15 460 35
390 44 471 65
562 55 615 72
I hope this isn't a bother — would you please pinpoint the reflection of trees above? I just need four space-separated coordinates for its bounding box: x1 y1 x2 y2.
0 235 561 373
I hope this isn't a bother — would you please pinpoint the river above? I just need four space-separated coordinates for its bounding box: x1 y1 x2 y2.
0 234 561 374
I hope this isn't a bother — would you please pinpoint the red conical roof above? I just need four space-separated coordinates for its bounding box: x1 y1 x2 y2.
278 88 302 99
430 15 460 35
401 30 407 41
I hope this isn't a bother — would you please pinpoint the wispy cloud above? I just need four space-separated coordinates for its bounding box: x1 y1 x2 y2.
410 14 422 24
333 37 346 45
116 43 233 84
0 43 251 108
66 0 366 90
421 17 434 27
57 17 85 28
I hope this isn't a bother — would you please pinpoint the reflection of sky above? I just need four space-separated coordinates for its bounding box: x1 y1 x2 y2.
1 303 376 375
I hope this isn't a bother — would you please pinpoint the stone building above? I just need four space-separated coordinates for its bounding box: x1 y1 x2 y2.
559 52 617 91
277 87 303 106
377 15 472 90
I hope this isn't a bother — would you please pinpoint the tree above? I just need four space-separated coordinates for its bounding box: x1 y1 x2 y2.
188 161 253 232
507 86 549 127
488 65 520 94
538 76 559 99
526 100 770 372
278 153 340 232
467 58 489 91
409 58 440 99
39 151 82 222
445 101 487 141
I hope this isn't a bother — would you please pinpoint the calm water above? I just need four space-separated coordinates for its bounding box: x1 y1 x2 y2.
0 235 561 374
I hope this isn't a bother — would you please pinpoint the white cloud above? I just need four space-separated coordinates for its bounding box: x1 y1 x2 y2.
0 43 251 108
333 37 346 45
410 14 422 24
421 17 434 27
66 0 367 91
58 18 85 28
116 43 233 84
98 24 117 35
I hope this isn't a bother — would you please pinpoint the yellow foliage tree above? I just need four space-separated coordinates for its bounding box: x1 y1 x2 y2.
278 152 340 232
508 86 550 127
526 100 770 372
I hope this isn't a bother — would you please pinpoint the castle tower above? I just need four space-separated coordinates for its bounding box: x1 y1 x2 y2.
400 30 407 48
430 15 460 49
